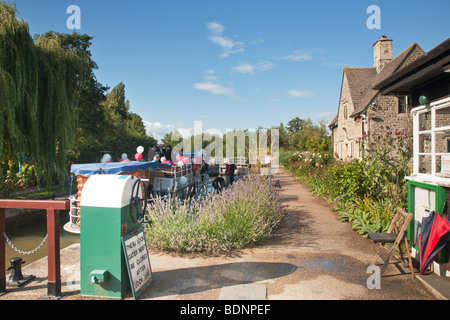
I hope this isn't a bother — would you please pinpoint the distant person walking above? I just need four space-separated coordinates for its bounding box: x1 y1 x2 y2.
225 160 237 185
200 160 209 181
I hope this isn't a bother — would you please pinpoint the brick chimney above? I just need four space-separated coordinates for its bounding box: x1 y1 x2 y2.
373 35 393 73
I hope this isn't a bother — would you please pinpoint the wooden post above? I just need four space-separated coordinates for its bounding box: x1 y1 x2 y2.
46 209 61 297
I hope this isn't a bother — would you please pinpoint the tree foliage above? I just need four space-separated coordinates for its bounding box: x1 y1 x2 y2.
100 82 156 162
274 117 331 153
0 2 90 186
0 2 156 189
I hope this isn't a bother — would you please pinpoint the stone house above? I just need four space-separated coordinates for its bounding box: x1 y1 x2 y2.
329 36 425 160
374 38 450 177
374 39 450 276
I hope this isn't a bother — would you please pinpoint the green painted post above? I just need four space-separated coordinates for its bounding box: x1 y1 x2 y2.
80 175 142 299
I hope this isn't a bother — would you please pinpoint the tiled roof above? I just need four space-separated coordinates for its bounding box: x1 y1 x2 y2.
351 42 423 117
345 67 377 116
329 42 425 128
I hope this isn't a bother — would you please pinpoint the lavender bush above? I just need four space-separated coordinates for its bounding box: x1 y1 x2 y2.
145 174 284 253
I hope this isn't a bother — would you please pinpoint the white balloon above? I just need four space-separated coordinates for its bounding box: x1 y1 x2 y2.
122 153 127 159
137 146 144 154
179 176 188 185
102 154 112 163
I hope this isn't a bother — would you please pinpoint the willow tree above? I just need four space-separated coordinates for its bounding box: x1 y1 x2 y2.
102 82 156 160
0 2 89 186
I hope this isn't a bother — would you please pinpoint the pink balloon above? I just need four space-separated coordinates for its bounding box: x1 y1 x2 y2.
135 153 143 161
194 156 202 165
176 154 183 161
182 157 189 164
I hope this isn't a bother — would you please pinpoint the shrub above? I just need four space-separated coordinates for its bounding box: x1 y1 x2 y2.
360 125 412 207
145 174 284 253
282 125 412 236
0 162 38 193
328 159 372 201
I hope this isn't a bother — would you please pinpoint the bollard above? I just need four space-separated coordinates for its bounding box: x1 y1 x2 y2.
7 257 36 287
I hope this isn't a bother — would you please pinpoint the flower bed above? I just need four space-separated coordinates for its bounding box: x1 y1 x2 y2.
145 174 284 253
283 125 412 236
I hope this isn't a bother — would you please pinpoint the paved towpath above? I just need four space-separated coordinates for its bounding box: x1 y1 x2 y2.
139 167 433 300
1 167 435 300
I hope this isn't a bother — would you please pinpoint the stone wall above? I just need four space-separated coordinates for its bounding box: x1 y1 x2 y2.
332 73 362 160
333 88 414 161
368 93 413 134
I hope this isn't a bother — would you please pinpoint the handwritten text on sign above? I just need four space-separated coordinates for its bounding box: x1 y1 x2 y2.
123 229 152 295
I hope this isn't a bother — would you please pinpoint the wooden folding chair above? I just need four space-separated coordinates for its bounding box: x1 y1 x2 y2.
368 208 415 278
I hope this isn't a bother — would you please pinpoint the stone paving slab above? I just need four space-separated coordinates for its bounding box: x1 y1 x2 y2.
218 284 267 300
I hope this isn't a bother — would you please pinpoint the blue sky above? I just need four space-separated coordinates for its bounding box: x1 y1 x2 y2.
10 0 450 142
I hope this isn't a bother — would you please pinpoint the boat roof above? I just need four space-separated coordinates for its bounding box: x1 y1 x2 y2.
70 161 172 176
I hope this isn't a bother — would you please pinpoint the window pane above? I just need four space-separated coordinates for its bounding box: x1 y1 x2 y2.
436 107 450 129
419 155 432 174
419 133 432 153
398 96 408 113
419 112 431 131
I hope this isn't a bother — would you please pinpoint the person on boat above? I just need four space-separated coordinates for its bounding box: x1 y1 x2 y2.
151 155 161 163
161 156 174 166
165 145 173 162
156 145 166 158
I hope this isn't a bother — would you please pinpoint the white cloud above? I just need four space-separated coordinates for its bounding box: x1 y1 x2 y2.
193 70 238 99
144 121 193 143
231 61 274 75
249 38 264 45
288 89 316 98
204 69 219 82
206 21 225 34
206 20 245 58
231 63 255 74
281 50 313 61
257 61 274 72
193 82 234 96
173 128 194 139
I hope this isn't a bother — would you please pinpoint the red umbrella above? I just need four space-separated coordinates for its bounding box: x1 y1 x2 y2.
419 203 450 275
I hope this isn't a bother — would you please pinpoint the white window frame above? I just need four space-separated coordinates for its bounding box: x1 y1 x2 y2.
411 96 450 185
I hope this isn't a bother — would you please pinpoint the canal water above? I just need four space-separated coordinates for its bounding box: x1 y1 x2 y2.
4 210 80 274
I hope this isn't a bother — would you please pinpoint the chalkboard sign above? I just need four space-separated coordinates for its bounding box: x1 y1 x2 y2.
122 226 152 299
